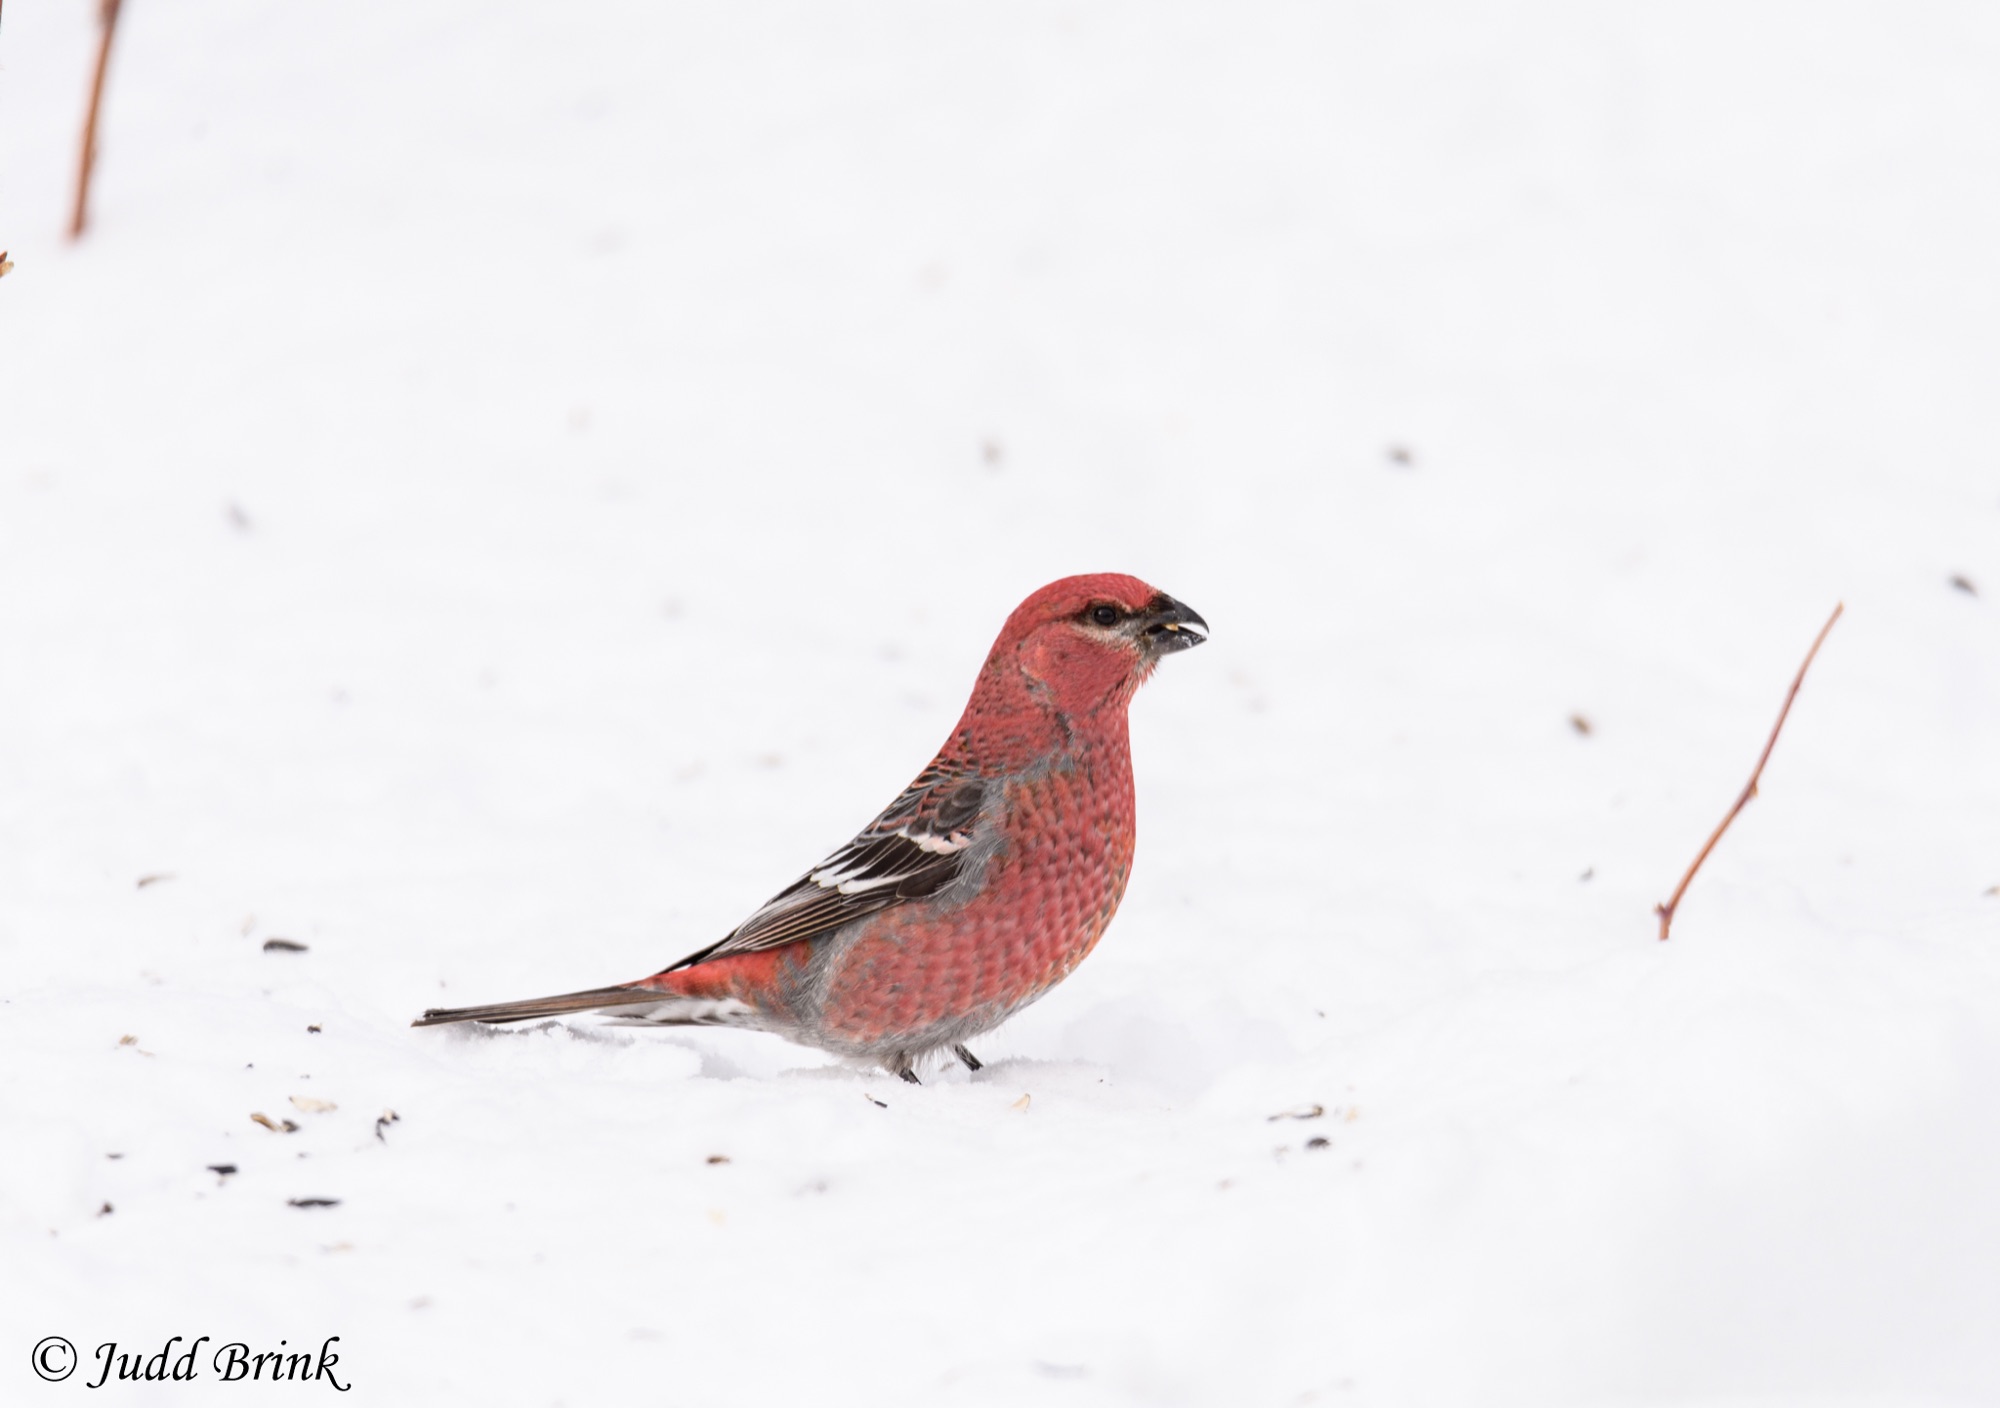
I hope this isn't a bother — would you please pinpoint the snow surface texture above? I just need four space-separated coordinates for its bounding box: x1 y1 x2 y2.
3 3 1997 1404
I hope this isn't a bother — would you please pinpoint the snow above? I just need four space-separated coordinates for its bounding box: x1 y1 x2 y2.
3 2 1998 1403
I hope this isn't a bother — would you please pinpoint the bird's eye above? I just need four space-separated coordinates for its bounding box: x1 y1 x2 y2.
1089 604 1120 627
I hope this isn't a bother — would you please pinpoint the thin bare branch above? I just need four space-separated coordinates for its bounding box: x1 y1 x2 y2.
71 0 127 240
1655 603 1844 941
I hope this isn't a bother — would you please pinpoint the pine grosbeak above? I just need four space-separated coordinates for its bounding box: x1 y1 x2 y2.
415 573 1206 1081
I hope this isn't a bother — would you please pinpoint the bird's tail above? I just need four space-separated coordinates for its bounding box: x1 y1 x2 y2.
414 977 763 1031
412 985 671 1028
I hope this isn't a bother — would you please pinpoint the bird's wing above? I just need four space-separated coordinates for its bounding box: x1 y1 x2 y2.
664 762 991 970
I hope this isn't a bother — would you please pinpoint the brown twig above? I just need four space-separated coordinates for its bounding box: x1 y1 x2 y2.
71 0 127 240
1655 603 1844 941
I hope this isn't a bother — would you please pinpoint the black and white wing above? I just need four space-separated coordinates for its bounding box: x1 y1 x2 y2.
665 763 991 971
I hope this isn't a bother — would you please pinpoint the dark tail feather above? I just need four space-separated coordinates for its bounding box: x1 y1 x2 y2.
412 985 666 1028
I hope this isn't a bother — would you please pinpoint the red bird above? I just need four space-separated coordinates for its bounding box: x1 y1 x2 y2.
414 574 1207 1082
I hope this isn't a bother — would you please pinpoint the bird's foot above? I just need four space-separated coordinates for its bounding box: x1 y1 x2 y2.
952 1044 984 1072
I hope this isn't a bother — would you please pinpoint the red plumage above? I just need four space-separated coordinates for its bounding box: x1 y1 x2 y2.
414 573 1207 1081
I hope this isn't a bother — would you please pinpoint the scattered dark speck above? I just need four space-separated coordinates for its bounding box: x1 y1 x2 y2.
136 872 175 889
1580 867 1595 882
98 1202 114 1216
306 1024 322 1034
706 1154 731 1165
1305 1137 1331 1151
106 1153 124 1160
287 1198 340 1209
863 1093 887 1109
1386 444 1414 468
208 1164 238 1177
1950 574 1978 596
262 938 308 953
1569 713 1594 736
1267 1103 1325 1122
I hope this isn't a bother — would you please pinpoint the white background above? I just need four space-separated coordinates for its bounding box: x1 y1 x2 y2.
2 3 1996 1403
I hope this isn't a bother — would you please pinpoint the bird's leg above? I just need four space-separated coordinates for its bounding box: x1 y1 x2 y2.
893 1054 921 1085
952 1044 984 1072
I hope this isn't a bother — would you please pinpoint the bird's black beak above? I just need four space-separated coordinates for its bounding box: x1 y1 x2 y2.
1140 594 1208 654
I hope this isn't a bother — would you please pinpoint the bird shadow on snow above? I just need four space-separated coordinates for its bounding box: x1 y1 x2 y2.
637 1028 1130 1097
425 1017 886 1083
443 1017 1122 1092
420 1012 1217 1102
768 1053 1131 1108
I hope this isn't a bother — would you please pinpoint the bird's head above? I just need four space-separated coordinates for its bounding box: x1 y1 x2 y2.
992 573 1208 717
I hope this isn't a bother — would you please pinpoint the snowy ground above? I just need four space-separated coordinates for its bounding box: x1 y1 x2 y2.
3 2 1998 1403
